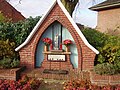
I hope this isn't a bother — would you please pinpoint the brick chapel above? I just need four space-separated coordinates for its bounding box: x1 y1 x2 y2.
15 0 99 73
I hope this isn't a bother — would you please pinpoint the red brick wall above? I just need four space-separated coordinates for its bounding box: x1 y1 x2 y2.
90 71 120 85
19 3 96 71
41 54 73 70
0 0 25 22
0 67 25 81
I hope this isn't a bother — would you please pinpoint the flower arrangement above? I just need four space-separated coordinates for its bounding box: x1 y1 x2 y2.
63 39 72 46
42 37 52 46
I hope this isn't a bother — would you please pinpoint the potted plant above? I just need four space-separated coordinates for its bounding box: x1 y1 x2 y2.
42 37 52 51
63 39 72 52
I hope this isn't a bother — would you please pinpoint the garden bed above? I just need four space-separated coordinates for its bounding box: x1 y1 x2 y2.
63 78 120 90
0 75 41 90
0 66 26 81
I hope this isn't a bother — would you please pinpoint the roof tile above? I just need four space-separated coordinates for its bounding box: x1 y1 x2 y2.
90 0 120 11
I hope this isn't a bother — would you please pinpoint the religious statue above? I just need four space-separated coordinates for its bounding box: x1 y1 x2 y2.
54 34 59 50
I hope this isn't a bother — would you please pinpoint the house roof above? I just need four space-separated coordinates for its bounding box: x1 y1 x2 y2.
0 0 25 22
15 0 99 54
90 0 120 11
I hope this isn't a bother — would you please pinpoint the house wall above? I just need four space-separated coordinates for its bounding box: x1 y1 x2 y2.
0 0 25 22
19 3 96 71
97 8 120 35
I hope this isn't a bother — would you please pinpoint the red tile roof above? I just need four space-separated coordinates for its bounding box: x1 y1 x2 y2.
0 0 25 22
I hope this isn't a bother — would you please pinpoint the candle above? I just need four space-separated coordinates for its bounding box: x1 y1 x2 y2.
60 43 62 50
50 43 53 50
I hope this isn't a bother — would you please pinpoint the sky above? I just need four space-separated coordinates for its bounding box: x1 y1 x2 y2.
9 0 105 28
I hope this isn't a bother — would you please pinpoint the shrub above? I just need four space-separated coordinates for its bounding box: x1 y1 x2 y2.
0 16 41 68
82 28 120 75
10 58 20 68
94 63 116 75
98 35 120 64
98 45 120 64
0 57 20 69
0 39 20 68
96 35 120 75
0 13 6 22
0 39 16 59
114 60 120 73
0 16 41 46
0 57 12 68
82 28 107 49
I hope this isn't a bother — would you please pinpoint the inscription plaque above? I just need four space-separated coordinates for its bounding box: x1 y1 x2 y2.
48 55 65 61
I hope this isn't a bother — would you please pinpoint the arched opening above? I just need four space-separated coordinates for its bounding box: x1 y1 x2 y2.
35 21 78 68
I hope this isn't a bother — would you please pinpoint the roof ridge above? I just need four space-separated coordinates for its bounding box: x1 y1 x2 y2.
90 0 120 11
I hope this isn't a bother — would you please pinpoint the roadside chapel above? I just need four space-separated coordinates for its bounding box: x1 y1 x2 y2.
15 0 99 73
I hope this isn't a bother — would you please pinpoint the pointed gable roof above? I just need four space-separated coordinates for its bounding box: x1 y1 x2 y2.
15 0 99 54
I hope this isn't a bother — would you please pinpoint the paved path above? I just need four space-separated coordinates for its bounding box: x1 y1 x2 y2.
38 82 64 90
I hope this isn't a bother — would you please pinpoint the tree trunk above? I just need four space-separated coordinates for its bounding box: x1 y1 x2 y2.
61 0 79 16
